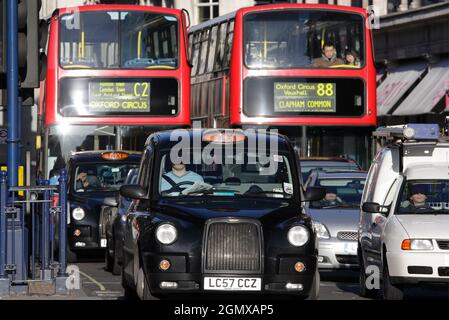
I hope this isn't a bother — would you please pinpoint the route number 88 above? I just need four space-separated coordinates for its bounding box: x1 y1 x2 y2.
317 83 334 97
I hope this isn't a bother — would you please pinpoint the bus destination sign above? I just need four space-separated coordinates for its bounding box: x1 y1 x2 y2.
88 81 150 113
274 82 336 113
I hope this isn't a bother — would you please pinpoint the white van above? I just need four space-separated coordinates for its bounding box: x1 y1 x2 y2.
358 124 449 300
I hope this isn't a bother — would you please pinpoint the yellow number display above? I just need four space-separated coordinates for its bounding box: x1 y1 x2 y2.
134 83 149 97
316 83 334 97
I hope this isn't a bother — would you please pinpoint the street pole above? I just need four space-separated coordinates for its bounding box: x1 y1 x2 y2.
6 0 19 188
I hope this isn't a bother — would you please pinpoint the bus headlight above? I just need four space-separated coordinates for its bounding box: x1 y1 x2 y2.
288 225 309 247
72 207 85 221
156 224 178 245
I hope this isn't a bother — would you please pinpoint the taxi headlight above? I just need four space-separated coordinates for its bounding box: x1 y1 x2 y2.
72 207 85 221
288 225 309 247
155 224 178 245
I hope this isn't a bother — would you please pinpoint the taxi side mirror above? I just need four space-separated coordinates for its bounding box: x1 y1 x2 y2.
103 197 118 207
303 187 326 202
120 185 147 200
362 202 381 213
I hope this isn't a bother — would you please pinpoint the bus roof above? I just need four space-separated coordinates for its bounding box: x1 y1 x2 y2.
189 3 368 33
57 4 181 16
238 3 368 16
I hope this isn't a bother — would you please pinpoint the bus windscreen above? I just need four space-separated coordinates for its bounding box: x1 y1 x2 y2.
244 10 364 69
59 11 179 69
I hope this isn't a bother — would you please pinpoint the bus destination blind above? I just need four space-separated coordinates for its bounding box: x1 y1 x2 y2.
274 82 336 113
88 81 150 113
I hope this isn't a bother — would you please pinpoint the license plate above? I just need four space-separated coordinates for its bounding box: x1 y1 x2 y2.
204 277 261 291
100 239 107 248
342 242 358 255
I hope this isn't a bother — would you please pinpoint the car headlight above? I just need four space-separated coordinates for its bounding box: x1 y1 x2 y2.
155 223 178 245
72 207 85 221
120 215 127 223
287 225 310 247
402 239 434 251
312 221 330 239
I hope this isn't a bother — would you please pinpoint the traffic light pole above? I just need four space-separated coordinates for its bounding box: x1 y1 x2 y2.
6 0 19 188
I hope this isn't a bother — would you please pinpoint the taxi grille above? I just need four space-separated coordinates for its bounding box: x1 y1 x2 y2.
337 231 358 241
437 240 449 250
204 220 261 273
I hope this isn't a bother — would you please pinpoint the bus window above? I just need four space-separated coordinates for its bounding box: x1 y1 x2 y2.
59 11 179 69
244 10 364 69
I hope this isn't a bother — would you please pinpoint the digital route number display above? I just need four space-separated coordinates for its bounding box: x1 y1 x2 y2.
88 81 151 113
274 82 336 113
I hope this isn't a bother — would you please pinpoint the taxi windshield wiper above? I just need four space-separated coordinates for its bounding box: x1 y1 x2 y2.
243 191 288 198
176 189 242 198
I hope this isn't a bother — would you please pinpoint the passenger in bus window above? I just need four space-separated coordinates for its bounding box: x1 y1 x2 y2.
312 42 344 68
344 50 361 67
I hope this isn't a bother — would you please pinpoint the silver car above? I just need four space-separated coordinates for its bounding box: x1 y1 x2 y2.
304 171 367 269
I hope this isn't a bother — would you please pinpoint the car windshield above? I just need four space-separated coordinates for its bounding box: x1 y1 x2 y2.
398 180 449 214
158 149 294 199
301 163 360 181
310 178 365 209
60 11 178 69
74 163 139 193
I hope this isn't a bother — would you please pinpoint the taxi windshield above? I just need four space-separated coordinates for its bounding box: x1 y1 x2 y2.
74 163 139 193
310 178 365 209
158 149 294 199
398 180 449 214
59 11 178 69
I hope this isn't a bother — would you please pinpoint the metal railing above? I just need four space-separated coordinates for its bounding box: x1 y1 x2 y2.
0 170 68 295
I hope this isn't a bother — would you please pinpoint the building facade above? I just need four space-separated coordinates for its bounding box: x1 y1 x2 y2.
40 0 449 25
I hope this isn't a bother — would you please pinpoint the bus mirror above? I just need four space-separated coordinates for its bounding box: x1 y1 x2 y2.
303 187 326 202
120 185 147 200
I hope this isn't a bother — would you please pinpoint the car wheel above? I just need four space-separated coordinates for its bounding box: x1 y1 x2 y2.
359 253 378 299
382 262 404 300
136 267 158 300
306 270 320 300
111 240 121 275
121 263 137 300
105 238 113 272
66 245 77 263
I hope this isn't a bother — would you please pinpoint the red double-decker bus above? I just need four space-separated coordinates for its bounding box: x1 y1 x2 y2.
38 4 191 178
189 4 376 168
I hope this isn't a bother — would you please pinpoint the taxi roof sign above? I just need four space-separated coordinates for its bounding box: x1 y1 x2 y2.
202 130 246 143
101 151 129 161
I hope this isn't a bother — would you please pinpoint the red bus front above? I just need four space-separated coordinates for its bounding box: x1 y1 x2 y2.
40 5 190 178
230 4 376 168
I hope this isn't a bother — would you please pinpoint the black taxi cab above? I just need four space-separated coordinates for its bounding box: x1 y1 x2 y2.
120 129 325 299
65 150 141 261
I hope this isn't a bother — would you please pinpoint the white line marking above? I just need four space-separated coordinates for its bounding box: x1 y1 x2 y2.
78 270 106 291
